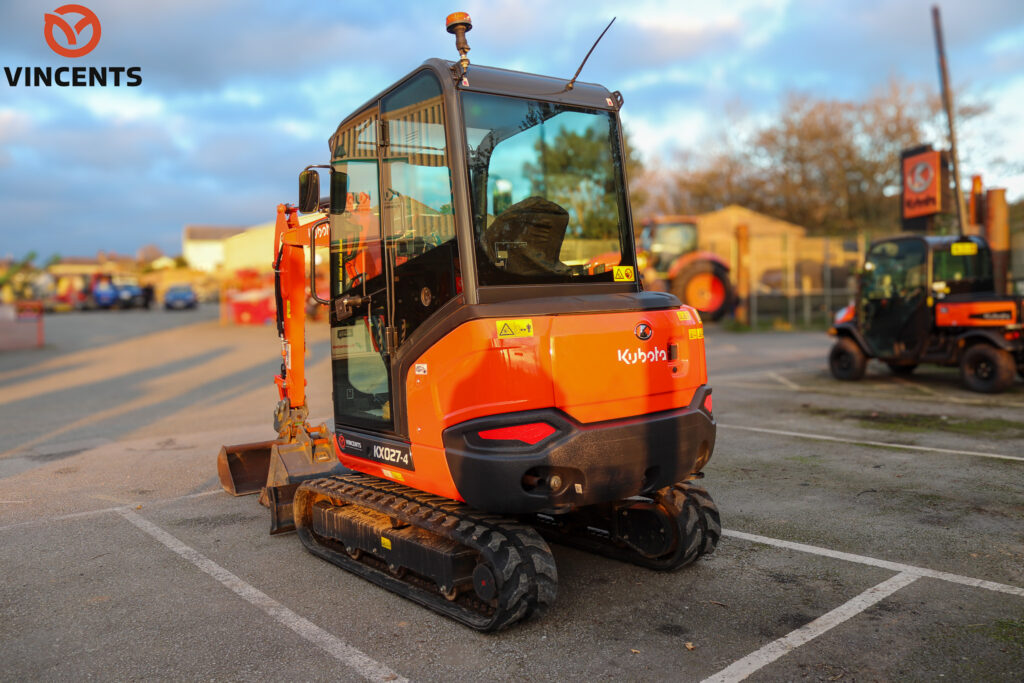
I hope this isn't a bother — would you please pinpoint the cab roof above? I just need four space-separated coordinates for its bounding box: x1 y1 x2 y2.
329 58 620 152
429 59 618 111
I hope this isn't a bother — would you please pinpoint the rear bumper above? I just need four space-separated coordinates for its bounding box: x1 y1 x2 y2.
441 386 715 514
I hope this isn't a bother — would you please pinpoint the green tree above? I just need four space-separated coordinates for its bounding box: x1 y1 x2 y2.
522 125 628 239
651 79 988 238
621 128 648 212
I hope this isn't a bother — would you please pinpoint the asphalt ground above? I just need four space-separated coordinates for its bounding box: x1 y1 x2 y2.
0 310 1021 681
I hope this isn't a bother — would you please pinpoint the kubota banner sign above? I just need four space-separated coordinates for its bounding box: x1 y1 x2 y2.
902 150 942 219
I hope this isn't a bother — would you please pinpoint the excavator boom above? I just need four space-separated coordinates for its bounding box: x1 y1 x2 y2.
217 205 339 503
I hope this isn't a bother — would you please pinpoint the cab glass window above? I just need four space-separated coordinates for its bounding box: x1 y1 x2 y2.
932 240 993 294
861 239 927 301
462 92 633 285
381 71 459 345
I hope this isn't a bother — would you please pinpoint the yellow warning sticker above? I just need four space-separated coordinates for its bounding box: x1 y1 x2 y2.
676 310 693 323
381 536 392 550
688 328 704 340
495 319 534 338
613 265 635 282
951 241 978 256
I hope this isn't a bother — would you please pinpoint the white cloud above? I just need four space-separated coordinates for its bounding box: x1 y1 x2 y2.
74 91 166 123
275 119 319 141
0 109 32 140
622 107 715 165
963 76 1024 199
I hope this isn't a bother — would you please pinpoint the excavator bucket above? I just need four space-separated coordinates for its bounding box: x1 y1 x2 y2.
217 440 276 496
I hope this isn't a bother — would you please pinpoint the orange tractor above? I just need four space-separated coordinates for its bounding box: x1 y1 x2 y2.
637 215 735 321
217 14 719 631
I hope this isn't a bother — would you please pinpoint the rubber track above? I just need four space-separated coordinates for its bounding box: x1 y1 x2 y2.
674 481 721 556
532 482 721 571
294 474 557 632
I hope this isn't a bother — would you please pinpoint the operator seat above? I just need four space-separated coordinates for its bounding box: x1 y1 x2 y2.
482 196 570 276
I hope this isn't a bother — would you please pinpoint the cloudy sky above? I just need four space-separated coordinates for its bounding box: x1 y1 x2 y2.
2 0 1023 260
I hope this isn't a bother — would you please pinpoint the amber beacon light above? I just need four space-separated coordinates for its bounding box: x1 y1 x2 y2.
446 12 472 73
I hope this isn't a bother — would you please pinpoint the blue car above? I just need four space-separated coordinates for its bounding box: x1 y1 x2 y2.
91 279 119 309
164 284 198 310
117 282 144 308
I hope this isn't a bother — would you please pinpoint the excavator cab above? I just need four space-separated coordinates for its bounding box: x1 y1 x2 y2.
319 62 638 437
218 16 720 631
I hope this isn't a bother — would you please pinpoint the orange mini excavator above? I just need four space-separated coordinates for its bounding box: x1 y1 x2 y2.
217 13 720 631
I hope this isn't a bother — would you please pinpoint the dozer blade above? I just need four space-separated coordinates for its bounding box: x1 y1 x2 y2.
217 440 276 496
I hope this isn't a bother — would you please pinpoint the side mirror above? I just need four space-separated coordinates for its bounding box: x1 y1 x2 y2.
330 172 349 214
298 170 320 213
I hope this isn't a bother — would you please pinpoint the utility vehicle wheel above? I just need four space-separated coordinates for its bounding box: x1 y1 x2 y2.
829 337 866 381
672 263 734 322
886 362 917 376
960 344 1015 393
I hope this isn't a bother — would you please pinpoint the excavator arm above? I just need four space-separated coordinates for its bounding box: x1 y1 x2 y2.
216 204 346 533
273 203 330 411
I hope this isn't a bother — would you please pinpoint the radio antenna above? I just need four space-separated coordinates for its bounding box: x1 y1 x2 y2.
565 17 616 91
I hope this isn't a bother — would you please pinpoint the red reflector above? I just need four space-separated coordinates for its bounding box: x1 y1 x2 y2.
478 422 555 445
703 394 713 413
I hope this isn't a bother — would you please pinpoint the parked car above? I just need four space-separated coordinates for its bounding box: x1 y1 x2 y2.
89 277 119 309
164 284 198 310
114 278 145 308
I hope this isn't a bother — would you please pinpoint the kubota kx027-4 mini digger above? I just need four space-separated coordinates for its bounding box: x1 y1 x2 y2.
217 13 720 631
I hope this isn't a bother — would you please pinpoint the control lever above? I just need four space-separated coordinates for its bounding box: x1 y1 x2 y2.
334 295 366 321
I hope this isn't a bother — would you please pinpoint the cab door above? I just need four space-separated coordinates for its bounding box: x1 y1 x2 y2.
329 108 395 432
328 71 460 436
859 238 929 360
379 70 459 352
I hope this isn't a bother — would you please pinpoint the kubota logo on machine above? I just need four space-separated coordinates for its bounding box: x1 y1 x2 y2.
617 346 668 365
311 219 330 243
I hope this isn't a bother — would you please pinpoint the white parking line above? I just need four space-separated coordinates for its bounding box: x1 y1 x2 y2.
891 376 943 397
0 489 223 533
766 372 800 390
719 424 1024 463
118 508 407 683
724 529 1024 597
713 373 1024 408
701 572 920 683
